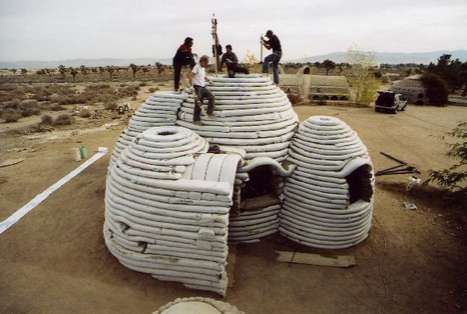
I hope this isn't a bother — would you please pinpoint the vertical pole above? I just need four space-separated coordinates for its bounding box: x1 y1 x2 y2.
211 14 220 74
260 35 264 63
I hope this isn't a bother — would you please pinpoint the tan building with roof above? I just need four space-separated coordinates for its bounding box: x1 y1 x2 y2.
391 74 428 105
279 66 351 103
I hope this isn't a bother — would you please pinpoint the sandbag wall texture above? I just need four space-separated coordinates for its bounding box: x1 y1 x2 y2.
176 75 299 162
111 92 185 165
280 116 375 249
104 126 240 295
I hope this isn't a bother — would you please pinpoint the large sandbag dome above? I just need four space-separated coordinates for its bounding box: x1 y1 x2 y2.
104 126 241 295
176 75 298 162
280 116 374 249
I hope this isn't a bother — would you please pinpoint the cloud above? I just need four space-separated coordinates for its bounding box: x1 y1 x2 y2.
0 0 466 61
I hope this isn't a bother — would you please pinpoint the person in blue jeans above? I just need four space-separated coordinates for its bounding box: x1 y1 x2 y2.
261 30 282 84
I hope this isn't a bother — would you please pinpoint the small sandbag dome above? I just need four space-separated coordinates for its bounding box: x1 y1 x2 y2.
280 116 374 249
105 126 241 295
153 297 244 314
176 75 299 162
111 92 185 164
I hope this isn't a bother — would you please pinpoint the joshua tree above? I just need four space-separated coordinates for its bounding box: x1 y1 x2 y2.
142 66 150 76
80 65 88 76
69 67 78 81
322 59 336 75
129 63 139 80
58 65 67 78
155 62 164 75
106 66 115 80
98 66 106 78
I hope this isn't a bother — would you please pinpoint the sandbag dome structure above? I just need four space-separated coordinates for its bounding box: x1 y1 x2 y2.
280 116 374 249
176 75 298 162
105 74 375 295
105 126 241 295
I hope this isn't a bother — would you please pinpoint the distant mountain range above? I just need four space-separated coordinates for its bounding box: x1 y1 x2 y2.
1 50 466 69
291 50 467 64
0 58 172 69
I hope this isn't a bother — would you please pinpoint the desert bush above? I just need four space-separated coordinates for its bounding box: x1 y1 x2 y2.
21 107 41 117
420 73 449 106
286 93 302 105
2 99 21 110
104 102 117 110
79 108 91 118
53 114 74 125
19 99 40 116
51 103 65 111
148 87 159 93
2 110 22 122
41 114 53 125
425 122 466 192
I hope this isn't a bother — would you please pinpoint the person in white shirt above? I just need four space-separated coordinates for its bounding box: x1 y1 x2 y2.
189 55 215 123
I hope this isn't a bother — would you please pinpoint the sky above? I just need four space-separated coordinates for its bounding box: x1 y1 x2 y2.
0 0 466 61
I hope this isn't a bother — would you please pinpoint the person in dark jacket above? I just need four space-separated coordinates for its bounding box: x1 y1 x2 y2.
261 30 282 84
220 45 249 78
173 37 195 91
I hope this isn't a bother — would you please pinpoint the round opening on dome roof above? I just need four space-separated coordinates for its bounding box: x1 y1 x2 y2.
158 131 176 136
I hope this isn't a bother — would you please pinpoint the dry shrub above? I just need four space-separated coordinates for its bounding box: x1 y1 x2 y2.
2 99 21 110
79 108 91 118
41 114 53 125
148 87 159 93
19 99 41 116
53 114 74 125
51 103 65 111
139 82 147 87
2 110 22 123
104 102 117 110
286 93 302 105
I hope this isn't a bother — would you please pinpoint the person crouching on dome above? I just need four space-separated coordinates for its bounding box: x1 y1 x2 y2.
221 44 249 78
189 55 215 124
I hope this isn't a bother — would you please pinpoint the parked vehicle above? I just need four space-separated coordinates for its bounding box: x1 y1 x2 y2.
375 91 408 114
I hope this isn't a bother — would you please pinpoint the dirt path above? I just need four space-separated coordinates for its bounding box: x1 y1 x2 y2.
0 105 466 313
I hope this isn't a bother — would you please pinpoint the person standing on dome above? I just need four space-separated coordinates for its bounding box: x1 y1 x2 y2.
189 55 215 124
261 30 282 84
173 37 196 92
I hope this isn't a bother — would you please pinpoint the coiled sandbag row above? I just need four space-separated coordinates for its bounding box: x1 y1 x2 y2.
104 126 240 296
229 157 295 242
110 92 186 165
280 116 374 249
176 75 299 161
229 204 281 243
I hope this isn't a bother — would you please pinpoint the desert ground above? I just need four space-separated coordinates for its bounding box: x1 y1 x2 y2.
0 81 466 314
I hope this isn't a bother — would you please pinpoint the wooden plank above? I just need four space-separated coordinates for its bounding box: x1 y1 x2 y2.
240 194 280 211
226 245 237 288
275 250 356 268
0 158 25 168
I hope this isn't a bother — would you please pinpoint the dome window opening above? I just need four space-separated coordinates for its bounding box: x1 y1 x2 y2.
240 165 282 210
346 164 374 204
